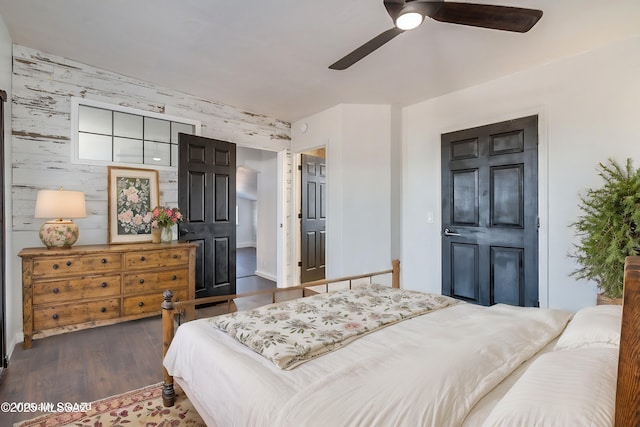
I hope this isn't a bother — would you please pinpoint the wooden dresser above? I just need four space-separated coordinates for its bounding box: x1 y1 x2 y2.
19 242 197 349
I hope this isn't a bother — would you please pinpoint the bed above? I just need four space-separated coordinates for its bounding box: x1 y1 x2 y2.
160 258 640 426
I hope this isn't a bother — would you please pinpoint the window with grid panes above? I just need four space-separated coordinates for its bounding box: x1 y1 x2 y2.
73 98 199 168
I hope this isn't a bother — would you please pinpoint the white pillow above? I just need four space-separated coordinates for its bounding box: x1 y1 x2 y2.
482 348 618 427
554 305 622 350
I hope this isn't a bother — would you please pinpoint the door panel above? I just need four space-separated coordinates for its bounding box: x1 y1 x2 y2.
451 243 479 301
178 134 236 299
301 154 326 282
491 165 523 227
442 115 538 307
491 246 524 306
452 169 478 225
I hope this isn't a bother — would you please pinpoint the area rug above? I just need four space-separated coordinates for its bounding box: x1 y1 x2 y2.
14 382 206 426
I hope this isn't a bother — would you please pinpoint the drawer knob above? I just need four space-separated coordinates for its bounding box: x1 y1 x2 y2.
52 264 59 270
52 313 59 320
173 254 178 259
138 301 144 307
101 307 107 313
139 279 145 284
66 261 72 266
140 256 146 261
101 258 107 264
53 288 59 294
101 282 107 288
172 275 177 280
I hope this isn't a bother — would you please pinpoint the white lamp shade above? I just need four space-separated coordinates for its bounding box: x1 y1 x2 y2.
34 189 87 219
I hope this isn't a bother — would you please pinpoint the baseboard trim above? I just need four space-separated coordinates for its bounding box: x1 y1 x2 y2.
236 243 256 249
255 270 276 282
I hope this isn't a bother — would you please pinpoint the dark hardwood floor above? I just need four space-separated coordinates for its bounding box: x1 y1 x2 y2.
0 247 274 425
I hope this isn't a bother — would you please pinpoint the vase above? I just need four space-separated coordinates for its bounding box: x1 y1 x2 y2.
160 226 173 243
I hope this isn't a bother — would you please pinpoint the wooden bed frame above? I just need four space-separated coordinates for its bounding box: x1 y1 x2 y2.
616 256 640 426
160 259 400 407
159 257 640 426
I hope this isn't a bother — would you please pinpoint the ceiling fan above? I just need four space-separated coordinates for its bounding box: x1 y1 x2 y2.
329 0 543 70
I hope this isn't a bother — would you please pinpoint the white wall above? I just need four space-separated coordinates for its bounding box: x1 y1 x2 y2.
292 104 394 278
236 197 256 248
0 15 12 360
401 36 640 312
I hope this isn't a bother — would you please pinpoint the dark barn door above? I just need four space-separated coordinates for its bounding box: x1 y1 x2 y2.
178 134 236 298
300 153 326 283
441 115 538 307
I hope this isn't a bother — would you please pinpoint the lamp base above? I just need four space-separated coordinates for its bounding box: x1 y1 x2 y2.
40 220 79 249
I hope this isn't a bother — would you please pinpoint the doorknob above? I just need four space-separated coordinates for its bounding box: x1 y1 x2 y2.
179 227 194 236
444 228 461 237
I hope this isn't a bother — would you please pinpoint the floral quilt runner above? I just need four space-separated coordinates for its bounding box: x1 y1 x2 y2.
210 284 459 369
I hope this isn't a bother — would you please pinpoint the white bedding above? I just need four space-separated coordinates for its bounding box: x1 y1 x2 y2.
164 302 572 427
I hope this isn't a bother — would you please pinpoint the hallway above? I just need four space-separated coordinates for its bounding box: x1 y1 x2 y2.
235 247 276 309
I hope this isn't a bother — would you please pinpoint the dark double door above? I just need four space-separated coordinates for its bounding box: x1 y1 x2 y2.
441 115 538 307
178 134 236 298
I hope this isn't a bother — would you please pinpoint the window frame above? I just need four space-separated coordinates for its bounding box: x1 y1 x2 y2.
70 97 201 170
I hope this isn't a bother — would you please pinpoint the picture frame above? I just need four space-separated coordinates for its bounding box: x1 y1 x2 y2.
107 166 159 244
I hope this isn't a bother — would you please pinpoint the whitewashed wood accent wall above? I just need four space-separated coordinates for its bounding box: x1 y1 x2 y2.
11 45 291 244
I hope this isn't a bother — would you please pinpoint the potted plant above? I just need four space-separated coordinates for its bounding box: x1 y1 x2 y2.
571 158 640 302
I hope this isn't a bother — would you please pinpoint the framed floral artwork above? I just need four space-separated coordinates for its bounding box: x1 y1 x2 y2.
107 166 159 243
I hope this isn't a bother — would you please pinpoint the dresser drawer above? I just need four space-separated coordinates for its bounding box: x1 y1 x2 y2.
33 298 121 330
33 275 121 305
124 248 191 270
32 254 122 277
123 268 189 295
123 288 188 316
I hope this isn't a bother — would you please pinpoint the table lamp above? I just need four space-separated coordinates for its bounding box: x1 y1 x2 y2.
35 188 87 249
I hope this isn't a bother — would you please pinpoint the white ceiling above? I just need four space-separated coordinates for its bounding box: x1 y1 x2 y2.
0 1 638 123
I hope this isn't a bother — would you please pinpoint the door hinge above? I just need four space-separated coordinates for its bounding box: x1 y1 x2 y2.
298 165 302 171
3 355 8 368
298 213 302 219
537 217 540 230
298 261 302 267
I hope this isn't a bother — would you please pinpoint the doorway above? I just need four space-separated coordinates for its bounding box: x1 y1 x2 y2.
441 115 539 307
236 146 278 293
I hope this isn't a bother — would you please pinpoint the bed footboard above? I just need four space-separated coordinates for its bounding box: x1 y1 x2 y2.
615 256 640 426
161 290 177 407
161 259 400 407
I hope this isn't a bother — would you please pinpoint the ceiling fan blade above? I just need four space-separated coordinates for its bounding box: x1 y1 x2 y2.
429 2 543 33
329 27 404 70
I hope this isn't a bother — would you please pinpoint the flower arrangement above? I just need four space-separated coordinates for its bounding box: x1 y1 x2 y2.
150 206 184 229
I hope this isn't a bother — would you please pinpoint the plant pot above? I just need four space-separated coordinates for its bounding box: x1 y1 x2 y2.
596 293 623 306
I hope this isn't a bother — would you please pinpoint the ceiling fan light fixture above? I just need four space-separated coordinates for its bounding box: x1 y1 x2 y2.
395 11 423 30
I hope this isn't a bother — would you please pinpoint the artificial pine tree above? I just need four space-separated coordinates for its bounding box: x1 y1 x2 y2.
571 158 640 298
